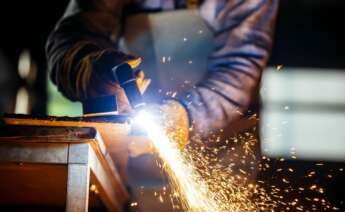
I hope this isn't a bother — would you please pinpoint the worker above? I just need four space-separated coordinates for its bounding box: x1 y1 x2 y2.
46 0 278 163
46 0 279 146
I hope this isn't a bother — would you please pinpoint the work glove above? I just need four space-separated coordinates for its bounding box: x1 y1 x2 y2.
128 100 190 157
77 50 188 156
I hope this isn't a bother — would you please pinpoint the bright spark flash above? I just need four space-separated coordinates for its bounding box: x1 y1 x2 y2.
133 110 220 211
132 110 341 211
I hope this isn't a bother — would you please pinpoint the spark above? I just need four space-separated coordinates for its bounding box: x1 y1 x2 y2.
133 110 220 211
131 109 341 211
310 185 317 190
90 184 99 194
276 64 284 71
171 92 177 98
132 110 267 211
130 202 138 207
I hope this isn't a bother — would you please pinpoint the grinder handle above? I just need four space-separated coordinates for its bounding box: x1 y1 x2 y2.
112 63 145 109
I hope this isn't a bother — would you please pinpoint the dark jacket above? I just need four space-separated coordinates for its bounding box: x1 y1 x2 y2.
46 0 279 137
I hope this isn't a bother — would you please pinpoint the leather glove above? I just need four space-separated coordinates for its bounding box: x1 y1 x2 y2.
128 100 190 157
55 43 150 113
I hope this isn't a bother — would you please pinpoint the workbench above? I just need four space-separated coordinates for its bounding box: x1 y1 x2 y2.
0 114 130 211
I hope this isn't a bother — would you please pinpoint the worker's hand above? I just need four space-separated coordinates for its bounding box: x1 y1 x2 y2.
128 100 190 157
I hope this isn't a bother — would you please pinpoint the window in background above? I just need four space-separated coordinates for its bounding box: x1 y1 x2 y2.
260 68 345 161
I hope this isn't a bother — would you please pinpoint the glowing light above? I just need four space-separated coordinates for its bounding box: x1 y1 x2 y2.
18 50 31 79
133 110 219 211
130 202 138 207
90 184 99 194
131 110 273 211
276 64 283 71
132 109 340 211
14 87 29 114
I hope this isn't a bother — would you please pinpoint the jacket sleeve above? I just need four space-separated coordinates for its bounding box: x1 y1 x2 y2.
46 0 186 102
178 0 279 137
46 0 135 102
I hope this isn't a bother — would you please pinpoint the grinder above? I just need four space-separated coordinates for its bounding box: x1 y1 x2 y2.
112 63 146 110
82 63 145 116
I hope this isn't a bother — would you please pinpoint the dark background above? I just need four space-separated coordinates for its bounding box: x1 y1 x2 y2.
0 0 344 210
1 0 345 115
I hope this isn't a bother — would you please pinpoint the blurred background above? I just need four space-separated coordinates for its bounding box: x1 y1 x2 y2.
1 0 344 210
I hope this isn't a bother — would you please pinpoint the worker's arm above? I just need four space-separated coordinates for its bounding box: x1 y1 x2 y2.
46 0 188 109
46 0 139 109
177 0 279 138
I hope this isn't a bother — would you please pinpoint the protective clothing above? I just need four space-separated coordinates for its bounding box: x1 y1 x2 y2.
46 0 278 139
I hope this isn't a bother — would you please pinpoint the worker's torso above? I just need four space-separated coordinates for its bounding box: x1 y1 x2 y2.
122 8 261 182
120 9 213 100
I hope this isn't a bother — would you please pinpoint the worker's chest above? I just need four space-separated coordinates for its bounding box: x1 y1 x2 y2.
120 9 214 99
